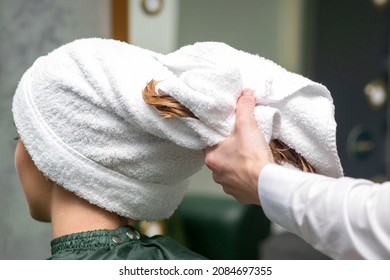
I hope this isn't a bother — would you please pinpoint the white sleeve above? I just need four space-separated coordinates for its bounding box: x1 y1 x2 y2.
258 164 390 259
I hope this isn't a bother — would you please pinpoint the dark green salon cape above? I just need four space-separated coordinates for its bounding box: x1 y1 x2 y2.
48 225 206 260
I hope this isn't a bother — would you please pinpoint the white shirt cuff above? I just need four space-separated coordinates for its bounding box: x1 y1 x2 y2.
258 164 307 235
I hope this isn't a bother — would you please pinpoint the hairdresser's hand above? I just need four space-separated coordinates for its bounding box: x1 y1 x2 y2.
205 89 274 205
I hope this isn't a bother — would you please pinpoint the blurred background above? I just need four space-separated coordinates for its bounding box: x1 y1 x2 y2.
0 0 389 259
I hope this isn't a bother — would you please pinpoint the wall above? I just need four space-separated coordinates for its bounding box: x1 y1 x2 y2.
0 0 110 259
130 0 179 54
177 0 303 71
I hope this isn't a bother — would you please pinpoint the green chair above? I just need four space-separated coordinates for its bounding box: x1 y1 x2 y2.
176 195 271 260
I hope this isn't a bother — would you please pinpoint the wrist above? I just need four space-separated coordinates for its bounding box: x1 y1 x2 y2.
251 160 275 205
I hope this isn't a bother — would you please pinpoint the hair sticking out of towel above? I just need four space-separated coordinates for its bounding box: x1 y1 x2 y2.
143 80 315 173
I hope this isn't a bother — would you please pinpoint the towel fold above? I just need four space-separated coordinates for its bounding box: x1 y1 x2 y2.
12 38 343 221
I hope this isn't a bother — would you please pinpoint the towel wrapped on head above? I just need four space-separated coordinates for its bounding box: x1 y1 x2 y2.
12 38 343 221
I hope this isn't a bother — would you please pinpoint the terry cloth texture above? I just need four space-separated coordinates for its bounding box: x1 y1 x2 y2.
12 38 343 221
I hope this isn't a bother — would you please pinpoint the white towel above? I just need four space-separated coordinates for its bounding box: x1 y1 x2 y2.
12 38 343 221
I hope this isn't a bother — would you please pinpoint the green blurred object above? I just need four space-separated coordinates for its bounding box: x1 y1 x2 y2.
176 195 271 260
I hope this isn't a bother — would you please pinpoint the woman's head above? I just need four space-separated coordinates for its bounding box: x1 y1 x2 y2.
12 38 206 222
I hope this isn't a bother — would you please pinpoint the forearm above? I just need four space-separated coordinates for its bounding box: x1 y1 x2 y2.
258 164 390 259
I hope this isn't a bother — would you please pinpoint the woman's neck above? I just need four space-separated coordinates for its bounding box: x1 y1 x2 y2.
50 184 131 239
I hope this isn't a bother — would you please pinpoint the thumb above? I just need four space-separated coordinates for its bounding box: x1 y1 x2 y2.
235 89 257 131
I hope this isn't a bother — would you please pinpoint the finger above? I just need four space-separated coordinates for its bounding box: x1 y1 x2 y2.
204 145 219 170
235 89 257 130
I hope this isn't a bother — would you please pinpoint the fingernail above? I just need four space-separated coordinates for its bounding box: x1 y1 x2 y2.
242 88 254 96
